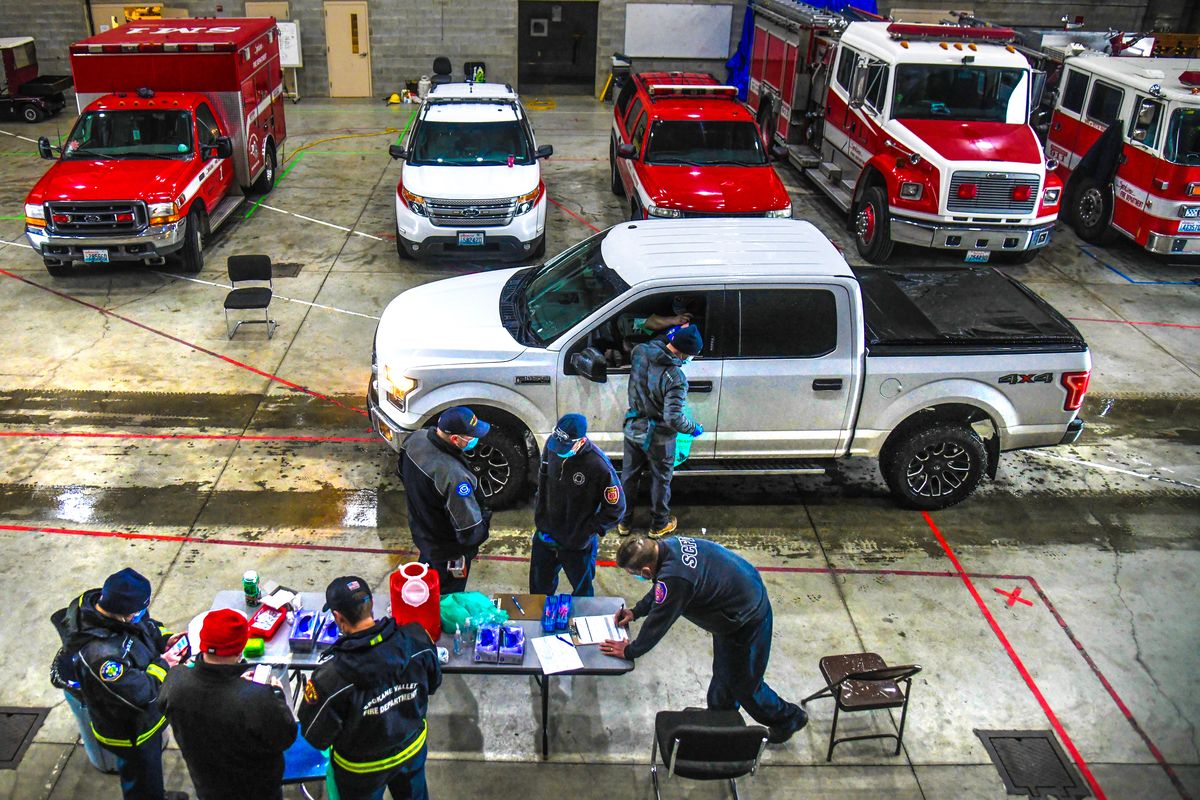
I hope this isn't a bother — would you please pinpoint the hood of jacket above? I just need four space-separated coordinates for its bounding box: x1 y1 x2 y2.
327 617 407 683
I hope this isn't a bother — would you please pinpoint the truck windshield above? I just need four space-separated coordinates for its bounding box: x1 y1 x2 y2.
522 233 628 345
892 64 1027 123
409 120 533 166
1164 107 1200 166
645 121 767 165
63 110 193 159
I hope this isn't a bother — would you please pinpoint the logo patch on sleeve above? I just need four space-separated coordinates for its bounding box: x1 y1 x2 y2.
303 679 319 704
455 481 472 497
654 580 668 604
604 485 621 505
99 660 124 682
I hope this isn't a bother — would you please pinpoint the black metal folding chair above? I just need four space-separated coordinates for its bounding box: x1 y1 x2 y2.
224 254 275 339
651 708 767 799
801 652 922 761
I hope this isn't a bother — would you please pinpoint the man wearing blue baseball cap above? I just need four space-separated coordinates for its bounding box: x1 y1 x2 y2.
51 568 188 800
530 413 625 596
400 406 493 592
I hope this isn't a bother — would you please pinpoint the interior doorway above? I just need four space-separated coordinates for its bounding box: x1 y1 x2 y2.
518 1 598 91
323 1 372 97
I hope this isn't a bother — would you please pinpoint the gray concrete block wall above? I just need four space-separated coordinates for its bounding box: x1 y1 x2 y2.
0 2 91 77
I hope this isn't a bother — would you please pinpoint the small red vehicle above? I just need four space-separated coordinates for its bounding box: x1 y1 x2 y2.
609 71 792 219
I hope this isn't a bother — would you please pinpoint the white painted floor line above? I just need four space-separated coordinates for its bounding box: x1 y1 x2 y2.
1 239 34 250
0 128 38 143
152 271 381 320
1029 450 1200 491
258 203 382 240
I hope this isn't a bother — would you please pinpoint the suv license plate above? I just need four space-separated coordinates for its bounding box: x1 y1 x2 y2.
1179 221 1200 233
82 249 110 263
965 250 990 263
457 232 484 247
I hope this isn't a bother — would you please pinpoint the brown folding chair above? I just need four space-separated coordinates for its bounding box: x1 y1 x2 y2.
800 652 922 761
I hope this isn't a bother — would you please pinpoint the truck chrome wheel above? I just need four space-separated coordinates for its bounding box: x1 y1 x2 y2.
856 205 875 241
1076 187 1105 229
463 442 510 498
904 441 971 498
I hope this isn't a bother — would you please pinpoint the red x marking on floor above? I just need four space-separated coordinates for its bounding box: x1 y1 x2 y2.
995 586 1034 607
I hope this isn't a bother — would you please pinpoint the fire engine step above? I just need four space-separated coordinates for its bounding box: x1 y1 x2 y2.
818 161 843 183
785 144 820 169
804 166 854 213
209 195 245 232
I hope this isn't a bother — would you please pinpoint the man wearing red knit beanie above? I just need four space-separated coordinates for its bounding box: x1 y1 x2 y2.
159 609 297 800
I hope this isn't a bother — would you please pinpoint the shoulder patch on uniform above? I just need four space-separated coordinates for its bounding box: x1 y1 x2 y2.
303 678 319 704
604 485 621 504
99 660 124 682
455 481 472 497
654 580 668 604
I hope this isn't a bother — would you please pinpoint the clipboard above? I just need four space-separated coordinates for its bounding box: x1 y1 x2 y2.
495 593 545 621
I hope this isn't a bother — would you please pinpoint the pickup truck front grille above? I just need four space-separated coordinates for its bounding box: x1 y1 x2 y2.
947 171 1039 215
426 196 517 228
45 201 146 235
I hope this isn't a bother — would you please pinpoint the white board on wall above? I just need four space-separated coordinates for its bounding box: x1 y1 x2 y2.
624 3 733 59
276 20 302 69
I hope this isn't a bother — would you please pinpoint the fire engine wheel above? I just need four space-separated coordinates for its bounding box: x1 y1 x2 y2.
882 423 986 510
21 104 44 124
176 211 205 274
855 185 895 263
252 142 277 195
609 140 625 197
1071 177 1115 244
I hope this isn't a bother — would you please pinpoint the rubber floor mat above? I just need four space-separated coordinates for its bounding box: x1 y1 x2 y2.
975 729 1090 798
0 707 49 769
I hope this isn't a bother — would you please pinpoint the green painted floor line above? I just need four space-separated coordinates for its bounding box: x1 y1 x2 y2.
0 215 25 220
396 108 418 145
245 151 305 219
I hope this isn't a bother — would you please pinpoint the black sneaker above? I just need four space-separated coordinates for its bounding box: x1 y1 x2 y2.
767 707 808 745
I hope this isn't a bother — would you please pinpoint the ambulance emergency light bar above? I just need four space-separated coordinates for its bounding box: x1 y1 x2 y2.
886 22 1017 44
647 84 740 99
76 42 237 53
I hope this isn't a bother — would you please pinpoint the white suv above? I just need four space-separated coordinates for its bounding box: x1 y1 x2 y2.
388 83 552 260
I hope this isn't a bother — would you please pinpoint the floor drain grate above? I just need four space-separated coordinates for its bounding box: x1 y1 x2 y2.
272 262 304 278
0 707 49 770
975 729 1090 798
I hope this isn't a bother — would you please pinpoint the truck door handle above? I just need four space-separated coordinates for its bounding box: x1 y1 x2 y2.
1052 122 1062 131
688 381 713 394
812 378 843 391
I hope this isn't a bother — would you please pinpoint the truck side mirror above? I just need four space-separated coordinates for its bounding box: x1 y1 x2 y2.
569 347 608 383
616 143 637 159
37 136 56 160
849 57 869 109
389 144 409 160
536 144 553 159
202 136 233 160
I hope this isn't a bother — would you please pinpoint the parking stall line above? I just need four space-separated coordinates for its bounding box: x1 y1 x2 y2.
0 128 39 143
1077 246 1200 287
258 203 385 241
546 195 601 233
152 271 382 320
1028 450 1200 491
1067 316 1200 330
1 239 34 249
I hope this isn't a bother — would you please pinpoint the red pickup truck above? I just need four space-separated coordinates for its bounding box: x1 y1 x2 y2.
609 71 792 219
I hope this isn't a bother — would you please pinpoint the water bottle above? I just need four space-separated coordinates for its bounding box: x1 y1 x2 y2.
453 625 463 656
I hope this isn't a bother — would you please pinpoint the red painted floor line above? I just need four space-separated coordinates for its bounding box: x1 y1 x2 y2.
0 431 377 443
1068 316 1200 330
0 268 368 417
922 511 1107 800
546 195 601 233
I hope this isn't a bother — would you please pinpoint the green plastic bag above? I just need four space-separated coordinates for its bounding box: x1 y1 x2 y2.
673 432 693 468
440 591 508 633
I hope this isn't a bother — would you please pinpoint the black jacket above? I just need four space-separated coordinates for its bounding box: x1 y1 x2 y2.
627 536 769 660
159 656 298 800
533 439 625 549
51 589 172 747
400 428 491 562
624 339 697 446
298 618 441 774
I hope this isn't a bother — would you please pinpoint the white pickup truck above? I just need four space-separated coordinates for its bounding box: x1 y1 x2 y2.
369 219 1091 510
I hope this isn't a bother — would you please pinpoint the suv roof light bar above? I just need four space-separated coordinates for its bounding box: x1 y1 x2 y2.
886 22 1016 44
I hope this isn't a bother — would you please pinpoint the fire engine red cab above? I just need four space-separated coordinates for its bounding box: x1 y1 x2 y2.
747 1 1061 263
24 19 287 276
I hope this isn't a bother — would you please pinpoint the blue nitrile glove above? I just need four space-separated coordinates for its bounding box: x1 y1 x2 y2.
691 424 704 438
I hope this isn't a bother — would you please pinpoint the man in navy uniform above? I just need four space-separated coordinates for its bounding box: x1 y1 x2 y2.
400 406 492 593
530 413 625 596
600 536 807 744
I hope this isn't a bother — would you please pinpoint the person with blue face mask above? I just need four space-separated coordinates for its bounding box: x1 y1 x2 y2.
399 406 493 593
51 567 189 800
529 413 626 597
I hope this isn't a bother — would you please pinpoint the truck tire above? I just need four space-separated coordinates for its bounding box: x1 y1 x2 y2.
395 222 414 260
461 422 527 509
21 104 44 124
529 234 546 260
252 142 277 195
44 258 71 277
855 185 895 263
176 210 205 274
1000 248 1040 265
609 140 625 197
882 423 987 510
629 198 643 221
1071 176 1115 244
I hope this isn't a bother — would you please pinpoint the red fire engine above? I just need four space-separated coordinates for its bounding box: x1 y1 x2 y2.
24 19 287 276
747 0 1061 264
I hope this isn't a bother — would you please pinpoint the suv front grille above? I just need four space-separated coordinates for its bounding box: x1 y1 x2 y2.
46 201 147 235
947 172 1039 215
426 196 517 228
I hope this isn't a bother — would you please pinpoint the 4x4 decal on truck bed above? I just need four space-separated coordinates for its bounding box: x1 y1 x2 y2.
999 373 1054 385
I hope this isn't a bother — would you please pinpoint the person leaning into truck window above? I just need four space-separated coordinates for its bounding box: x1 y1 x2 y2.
617 294 697 340
399 406 493 593
530 413 626 597
619 324 704 537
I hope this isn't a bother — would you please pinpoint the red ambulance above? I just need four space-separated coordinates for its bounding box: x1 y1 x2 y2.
24 19 287 276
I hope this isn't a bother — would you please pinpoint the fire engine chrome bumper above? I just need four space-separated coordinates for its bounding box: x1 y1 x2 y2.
1145 231 1200 255
26 220 187 261
890 216 1054 252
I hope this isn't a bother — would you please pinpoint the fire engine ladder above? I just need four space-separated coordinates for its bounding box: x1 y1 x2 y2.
749 0 843 29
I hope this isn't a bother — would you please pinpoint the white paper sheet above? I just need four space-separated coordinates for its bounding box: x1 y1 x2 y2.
571 615 629 645
531 635 584 674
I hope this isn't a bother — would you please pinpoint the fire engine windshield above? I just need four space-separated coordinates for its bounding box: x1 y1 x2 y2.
1164 108 1200 166
63 110 193 160
408 120 534 166
892 64 1027 123
644 121 767 166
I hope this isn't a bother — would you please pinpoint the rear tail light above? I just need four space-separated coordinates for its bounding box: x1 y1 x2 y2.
1061 371 1090 411
1012 185 1031 202
957 183 977 199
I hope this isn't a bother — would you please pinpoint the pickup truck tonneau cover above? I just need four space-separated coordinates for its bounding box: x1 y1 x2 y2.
855 267 1087 355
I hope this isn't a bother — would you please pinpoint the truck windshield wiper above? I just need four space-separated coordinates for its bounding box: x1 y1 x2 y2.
651 157 707 166
67 148 117 161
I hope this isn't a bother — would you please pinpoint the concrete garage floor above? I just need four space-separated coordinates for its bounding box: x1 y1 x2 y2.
0 94 1197 800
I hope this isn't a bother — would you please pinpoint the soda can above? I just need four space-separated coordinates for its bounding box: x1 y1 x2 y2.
243 570 261 607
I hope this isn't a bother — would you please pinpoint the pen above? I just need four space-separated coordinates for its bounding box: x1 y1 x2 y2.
555 634 574 647
511 595 525 615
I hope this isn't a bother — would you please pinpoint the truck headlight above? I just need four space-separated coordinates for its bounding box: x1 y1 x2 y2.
515 181 545 215
24 203 45 228
899 182 923 200
766 204 792 218
384 367 418 409
148 201 181 225
1042 188 1061 206
647 204 683 218
400 186 428 217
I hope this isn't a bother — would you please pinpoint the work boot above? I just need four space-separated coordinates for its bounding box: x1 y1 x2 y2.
617 523 632 536
767 705 808 745
648 516 677 537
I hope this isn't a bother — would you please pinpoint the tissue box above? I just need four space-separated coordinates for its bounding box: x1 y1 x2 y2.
316 615 340 648
498 624 525 665
289 610 320 653
473 624 500 663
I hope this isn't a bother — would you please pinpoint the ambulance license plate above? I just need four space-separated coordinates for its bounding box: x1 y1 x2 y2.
964 250 990 263
1179 221 1200 233
82 249 110 263
457 231 484 247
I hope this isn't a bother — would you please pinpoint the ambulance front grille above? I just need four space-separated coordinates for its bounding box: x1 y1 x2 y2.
45 201 147 235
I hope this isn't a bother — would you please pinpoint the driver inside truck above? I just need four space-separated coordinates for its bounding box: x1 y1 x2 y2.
600 294 703 368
